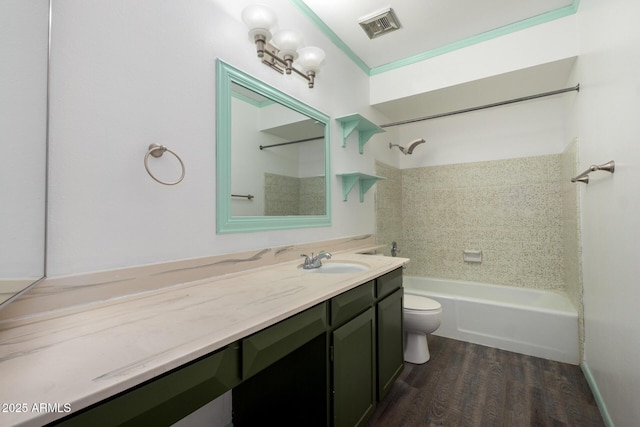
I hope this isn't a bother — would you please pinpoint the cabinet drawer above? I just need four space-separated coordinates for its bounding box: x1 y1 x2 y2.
242 303 327 379
376 267 403 299
57 343 241 426
331 281 374 327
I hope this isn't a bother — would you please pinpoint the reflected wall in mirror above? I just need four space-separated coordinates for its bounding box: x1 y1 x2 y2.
230 82 326 217
0 0 49 308
216 60 331 233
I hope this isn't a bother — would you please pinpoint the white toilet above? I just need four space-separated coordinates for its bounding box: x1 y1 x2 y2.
403 294 442 364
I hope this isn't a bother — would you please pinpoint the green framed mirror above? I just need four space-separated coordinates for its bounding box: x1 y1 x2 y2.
216 60 331 233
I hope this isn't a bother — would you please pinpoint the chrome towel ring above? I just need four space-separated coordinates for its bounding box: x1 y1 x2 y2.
144 144 185 186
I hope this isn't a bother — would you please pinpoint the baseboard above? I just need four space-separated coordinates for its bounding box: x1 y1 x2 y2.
581 361 614 426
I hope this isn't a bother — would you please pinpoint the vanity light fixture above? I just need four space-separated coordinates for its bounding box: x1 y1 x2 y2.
241 4 326 88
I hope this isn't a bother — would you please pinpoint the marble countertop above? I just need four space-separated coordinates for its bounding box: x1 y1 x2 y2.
0 253 407 426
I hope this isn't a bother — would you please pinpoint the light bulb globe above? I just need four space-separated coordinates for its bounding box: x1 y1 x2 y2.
272 29 303 59
297 46 326 73
241 4 277 40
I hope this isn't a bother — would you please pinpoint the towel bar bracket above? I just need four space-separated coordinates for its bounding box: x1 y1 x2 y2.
571 160 615 184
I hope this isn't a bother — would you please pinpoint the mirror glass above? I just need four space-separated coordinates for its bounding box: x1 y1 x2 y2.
0 0 49 307
216 60 331 233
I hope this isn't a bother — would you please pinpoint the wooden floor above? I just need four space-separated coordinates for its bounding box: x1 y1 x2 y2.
368 335 604 427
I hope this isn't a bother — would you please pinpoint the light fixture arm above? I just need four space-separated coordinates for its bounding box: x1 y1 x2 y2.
305 71 316 89
242 4 325 89
252 34 267 58
282 54 294 75
259 43 318 88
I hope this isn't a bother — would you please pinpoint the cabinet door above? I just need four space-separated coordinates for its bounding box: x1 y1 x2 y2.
332 307 375 427
376 288 404 401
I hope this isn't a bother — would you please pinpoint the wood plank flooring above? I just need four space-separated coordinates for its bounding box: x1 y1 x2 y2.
367 335 604 427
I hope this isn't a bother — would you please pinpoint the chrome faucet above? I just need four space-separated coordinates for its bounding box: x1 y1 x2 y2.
300 251 332 269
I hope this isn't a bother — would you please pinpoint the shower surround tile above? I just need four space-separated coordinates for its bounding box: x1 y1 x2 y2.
375 162 403 257
403 155 565 290
376 149 584 354
299 176 325 215
264 174 325 216
264 173 300 216
377 155 571 291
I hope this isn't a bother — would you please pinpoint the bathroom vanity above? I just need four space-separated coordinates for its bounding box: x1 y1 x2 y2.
0 250 407 427
233 267 403 427
54 268 403 427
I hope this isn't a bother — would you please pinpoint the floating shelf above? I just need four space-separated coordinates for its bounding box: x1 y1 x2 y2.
336 172 386 202
336 113 385 154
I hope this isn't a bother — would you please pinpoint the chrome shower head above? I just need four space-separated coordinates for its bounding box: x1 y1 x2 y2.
389 138 425 155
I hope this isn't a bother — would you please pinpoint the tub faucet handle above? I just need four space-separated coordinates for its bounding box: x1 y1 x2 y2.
390 241 399 257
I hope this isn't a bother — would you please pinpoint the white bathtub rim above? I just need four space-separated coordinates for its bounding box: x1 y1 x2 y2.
405 289 577 318
403 275 577 316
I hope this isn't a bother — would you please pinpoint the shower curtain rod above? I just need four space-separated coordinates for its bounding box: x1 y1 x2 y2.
380 84 580 128
259 136 323 150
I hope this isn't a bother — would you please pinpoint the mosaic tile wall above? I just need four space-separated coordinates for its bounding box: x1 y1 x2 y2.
375 162 403 257
299 176 325 215
376 150 583 352
264 173 300 216
264 173 325 216
377 155 574 291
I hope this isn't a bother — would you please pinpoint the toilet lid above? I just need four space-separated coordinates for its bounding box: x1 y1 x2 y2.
404 294 441 311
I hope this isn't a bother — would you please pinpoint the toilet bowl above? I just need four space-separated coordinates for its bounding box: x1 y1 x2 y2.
403 294 442 364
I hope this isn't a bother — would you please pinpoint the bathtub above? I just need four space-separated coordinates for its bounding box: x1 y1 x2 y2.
403 276 579 364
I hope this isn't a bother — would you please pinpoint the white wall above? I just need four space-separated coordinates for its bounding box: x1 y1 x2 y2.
370 15 579 106
368 16 578 170
570 0 640 424
46 0 380 276
386 96 569 169
230 97 299 216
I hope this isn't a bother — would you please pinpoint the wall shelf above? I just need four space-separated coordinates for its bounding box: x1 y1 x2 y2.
336 113 385 154
336 172 386 202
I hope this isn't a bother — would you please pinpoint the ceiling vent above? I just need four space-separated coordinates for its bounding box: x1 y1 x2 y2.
358 8 401 39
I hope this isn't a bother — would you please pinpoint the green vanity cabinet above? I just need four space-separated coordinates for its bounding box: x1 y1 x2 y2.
375 268 404 401
54 342 241 427
376 288 404 400
241 302 327 379
376 266 403 300
233 303 329 426
55 268 404 427
331 307 376 427
330 280 375 326
329 281 376 427
329 269 404 426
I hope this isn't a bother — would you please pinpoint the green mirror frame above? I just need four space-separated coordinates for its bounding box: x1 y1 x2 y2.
215 60 331 233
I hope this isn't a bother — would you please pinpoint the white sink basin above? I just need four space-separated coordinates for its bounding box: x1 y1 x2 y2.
302 262 369 274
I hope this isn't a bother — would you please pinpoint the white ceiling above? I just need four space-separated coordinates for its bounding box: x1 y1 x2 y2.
218 0 578 122
301 0 574 70
299 0 577 123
